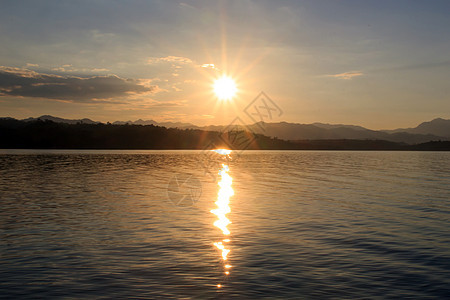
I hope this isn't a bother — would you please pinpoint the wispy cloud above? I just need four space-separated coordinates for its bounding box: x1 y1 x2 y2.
201 63 219 70
172 85 182 92
0 66 156 102
91 68 110 73
147 56 193 65
145 56 219 93
49 65 110 74
327 71 364 80
148 56 218 71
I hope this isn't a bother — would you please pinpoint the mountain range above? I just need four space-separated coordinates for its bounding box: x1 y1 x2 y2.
3 115 449 145
243 120 449 144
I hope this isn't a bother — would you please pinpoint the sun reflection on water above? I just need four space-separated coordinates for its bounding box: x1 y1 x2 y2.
211 164 233 235
211 149 234 287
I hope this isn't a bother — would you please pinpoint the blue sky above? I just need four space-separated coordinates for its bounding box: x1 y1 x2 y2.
1 0 449 128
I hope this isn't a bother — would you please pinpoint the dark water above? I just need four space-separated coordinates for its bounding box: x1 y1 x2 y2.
1 150 449 299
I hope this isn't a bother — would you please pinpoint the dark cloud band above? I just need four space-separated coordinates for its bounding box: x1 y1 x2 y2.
0 67 154 101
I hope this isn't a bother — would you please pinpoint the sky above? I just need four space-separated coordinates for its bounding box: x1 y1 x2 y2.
1 0 449 129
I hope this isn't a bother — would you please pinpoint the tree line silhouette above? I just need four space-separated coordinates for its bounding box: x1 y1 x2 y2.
0 118 448 150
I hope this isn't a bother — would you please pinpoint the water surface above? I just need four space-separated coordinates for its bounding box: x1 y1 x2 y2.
1 150 449 298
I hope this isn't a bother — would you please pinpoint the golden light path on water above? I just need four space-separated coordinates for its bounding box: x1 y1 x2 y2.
211 149 233 288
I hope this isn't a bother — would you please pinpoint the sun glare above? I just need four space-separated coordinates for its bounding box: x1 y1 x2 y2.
213 76 237 101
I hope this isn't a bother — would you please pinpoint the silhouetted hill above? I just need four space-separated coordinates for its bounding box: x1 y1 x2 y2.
383 118 450 138
23 115 99 124
0 119 288 150
312 122 368 131
2 116 449 146
245 122 445 144
290 139 406 150
20 115 197 129
410 140 450 151
0 118 449 150
113 118 197 128
113 119 157 125
191 119 448 144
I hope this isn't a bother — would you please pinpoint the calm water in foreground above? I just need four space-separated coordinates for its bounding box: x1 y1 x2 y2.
0 150 449 299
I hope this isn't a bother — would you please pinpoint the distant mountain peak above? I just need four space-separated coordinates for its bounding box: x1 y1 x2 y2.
428 117 448 124
22 115 98 124
413 118 450 138
382 117 449 138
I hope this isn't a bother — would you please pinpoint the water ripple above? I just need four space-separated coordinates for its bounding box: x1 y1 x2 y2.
0 150 449 298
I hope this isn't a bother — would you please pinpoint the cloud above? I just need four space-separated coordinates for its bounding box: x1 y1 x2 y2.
48 65 111 74
148 56 218 70
328 71 363 80
150 100 186 107
147 56 193 64
201 63 219 70
0 66 156 102
91 68 110 72
52 67 69 72
146 56 222 90
172 85 182 92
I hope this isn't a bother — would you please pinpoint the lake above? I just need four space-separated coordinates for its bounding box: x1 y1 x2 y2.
0 150 449 299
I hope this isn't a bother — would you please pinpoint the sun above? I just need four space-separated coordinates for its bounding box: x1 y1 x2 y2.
213 76 237 101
